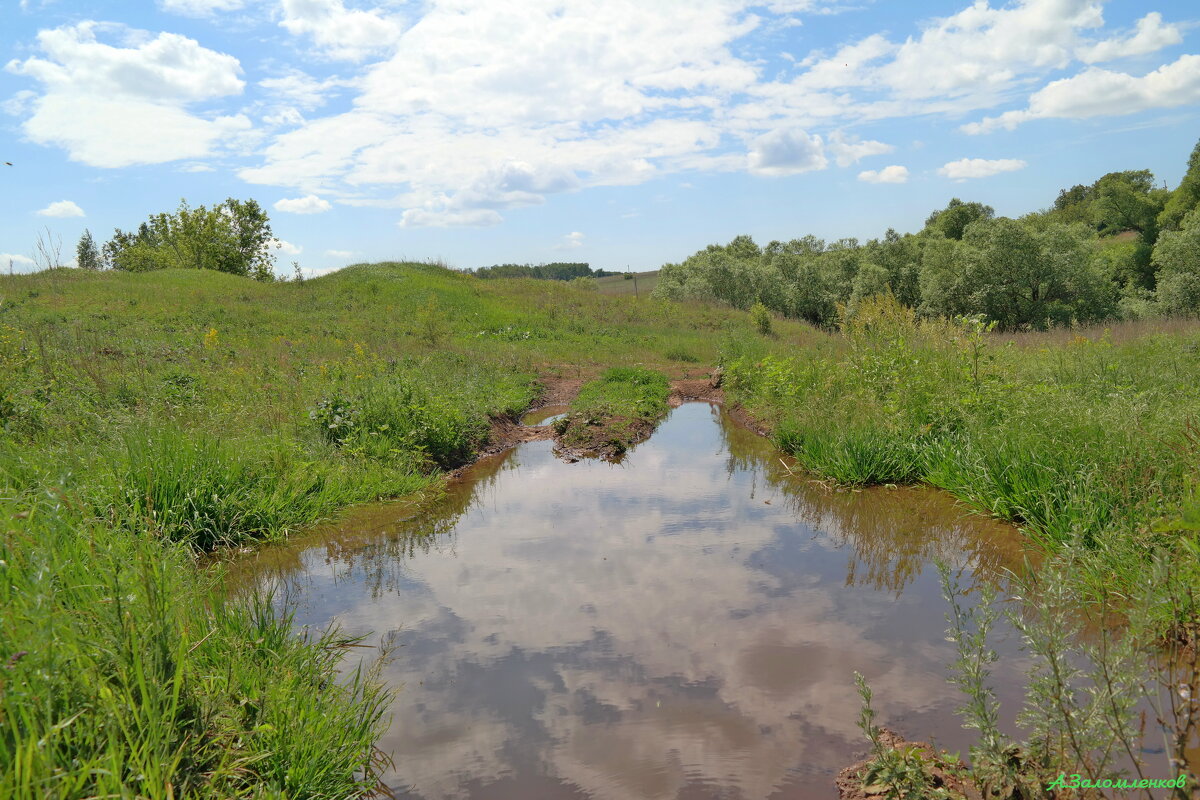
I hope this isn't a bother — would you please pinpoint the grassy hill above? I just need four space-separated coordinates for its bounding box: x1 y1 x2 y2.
3 262 1200 796
0 262 816 799
594 269 659 296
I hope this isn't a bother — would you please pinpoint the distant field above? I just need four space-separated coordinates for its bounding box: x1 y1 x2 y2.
595 270 658 296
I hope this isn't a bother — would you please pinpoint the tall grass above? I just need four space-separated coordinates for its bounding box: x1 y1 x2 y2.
0 262 796 796
0 490 391 799
721 293 1200 603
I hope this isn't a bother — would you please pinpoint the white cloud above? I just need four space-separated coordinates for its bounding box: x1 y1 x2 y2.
876 0 1104 100
1077 12 1182 64
36 199 84 217
6 22 248 167
826 131 893 167
229 0 1194 226
0 253 36 273
279 0 402 61
325 249 356 258
556 231 585 250
271 238 302 255
274 194 332 214
747 128 827 176
858 165 908 184
399 208 503 228
159 0 244 16
259 70 345 110
180 162 215 172
938 157 1027 180
965 54 1200 133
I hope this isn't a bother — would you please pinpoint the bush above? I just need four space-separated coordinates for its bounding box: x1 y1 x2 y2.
750 301 772 335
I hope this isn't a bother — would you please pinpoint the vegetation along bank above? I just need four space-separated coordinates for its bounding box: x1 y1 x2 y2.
1 138 1199 798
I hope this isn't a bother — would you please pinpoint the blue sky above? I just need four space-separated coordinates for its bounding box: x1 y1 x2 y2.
2 0 1198 275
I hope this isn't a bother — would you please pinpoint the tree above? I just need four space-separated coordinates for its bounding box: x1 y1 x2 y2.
105 198 276 280
1158 138 1200 232
76 229 102 270
919 218 1108 330
924 198 995 240
1153 208 1200 316
1091 170 1164 236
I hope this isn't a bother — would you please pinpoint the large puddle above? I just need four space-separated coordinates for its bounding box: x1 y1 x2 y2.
225 403 1035 799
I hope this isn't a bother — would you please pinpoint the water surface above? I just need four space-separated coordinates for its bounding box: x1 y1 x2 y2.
228 403 1032 799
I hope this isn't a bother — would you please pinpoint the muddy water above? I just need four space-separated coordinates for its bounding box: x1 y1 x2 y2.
226 403 1034 799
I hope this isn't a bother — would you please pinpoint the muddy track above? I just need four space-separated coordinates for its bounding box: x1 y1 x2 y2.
457 371 770 475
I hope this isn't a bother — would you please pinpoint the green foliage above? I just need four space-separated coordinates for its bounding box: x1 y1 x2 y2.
1153 208 1200 316
1158 138 1200 232
470 262 601 280
923 198 995 241
0 261 770 798
75 229 101 271
749 301 772 335
723 292 1200 587
0 487 392 799
104 198 276 280
920 219 1114 330
559 367 672 454
854 672 959 800
571 366 670 421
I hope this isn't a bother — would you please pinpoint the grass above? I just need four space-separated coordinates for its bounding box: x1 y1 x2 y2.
6 262 1200 793
720 294 1200 612
594 270 659 296
0 261 792 798
556 366 672 456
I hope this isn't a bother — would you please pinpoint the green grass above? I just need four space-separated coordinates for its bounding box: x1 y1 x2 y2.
557 366 672 455
594 270 659 296
0 262 800 797
720 294 1200 607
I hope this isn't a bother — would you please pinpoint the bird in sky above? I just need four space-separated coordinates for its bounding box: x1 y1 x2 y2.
3 162 11 166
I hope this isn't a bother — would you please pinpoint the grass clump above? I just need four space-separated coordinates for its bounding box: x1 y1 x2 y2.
557 366 671 458
0 490 391 799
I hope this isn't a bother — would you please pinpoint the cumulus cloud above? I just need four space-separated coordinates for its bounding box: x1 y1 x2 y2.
1077 12 1182 64
938 157 1027 180
399 208 503 228
271 238 302 255
0 253 36 273
36 199 84 217
964 54 1200 133
274 194 332 214
747 128 827 176
159 0 244 16
556 231 585 250
858 165 908 184
279 0 402 61
259 70 343 110
222 0 1190 225
6 22 248 167
876 0 1104 100
826 131 893 167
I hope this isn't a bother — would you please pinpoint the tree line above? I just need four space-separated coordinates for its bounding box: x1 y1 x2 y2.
466 262 621 281
653 138 1200 330
74 198 278 281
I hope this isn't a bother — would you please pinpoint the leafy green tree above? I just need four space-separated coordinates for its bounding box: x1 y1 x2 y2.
924 198 995 240
1158 138 1200 232
1091 170 1165 236
105 198 276 280
75 229 102 271
920 219 1109 329
1153 208 1200 316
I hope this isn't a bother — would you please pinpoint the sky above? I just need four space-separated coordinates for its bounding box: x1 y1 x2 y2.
1 0 1198 276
